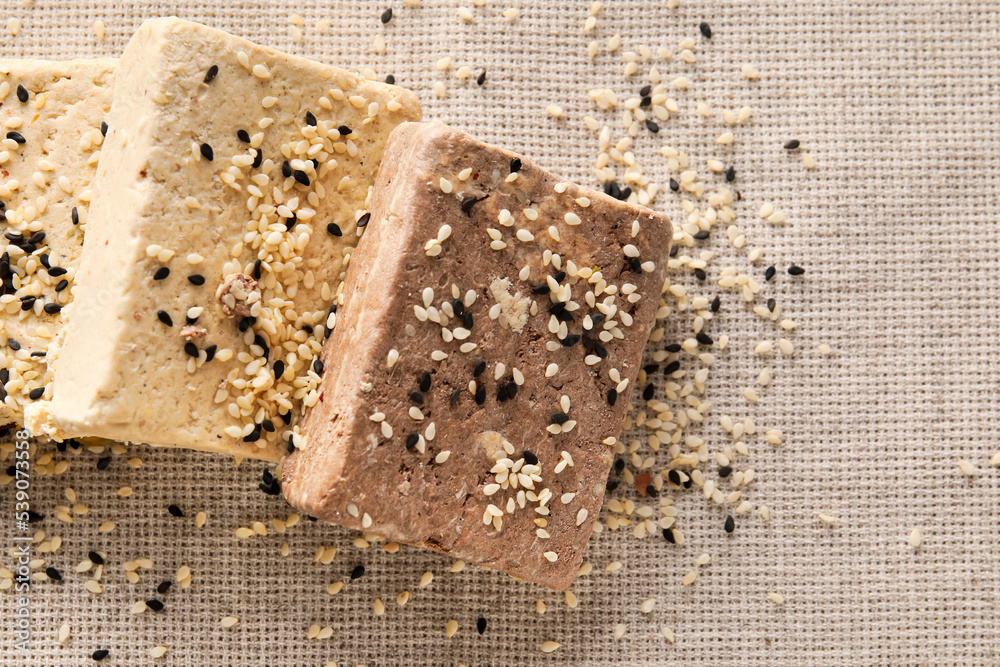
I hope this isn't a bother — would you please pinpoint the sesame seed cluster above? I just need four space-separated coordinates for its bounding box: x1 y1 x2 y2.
0 60 115 427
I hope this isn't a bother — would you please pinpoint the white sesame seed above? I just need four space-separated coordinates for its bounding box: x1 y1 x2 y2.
682 571 697 585
252 64 272 79
540 641 561 653
445 619 458 638
958 459 976 476
768 592 785 605
564 212 582 226
435 450 451 464
817 513 837 524
640 598 656 614
741 64 760 79
543 551 558 562
908 527 923 548
439 177 453 193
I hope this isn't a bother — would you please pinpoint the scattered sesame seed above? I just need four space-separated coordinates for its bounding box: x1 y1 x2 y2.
768 592 785 605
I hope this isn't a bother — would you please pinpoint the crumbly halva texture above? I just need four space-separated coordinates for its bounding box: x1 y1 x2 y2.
25 18 421 460
283 122 671 589
0 59 116 426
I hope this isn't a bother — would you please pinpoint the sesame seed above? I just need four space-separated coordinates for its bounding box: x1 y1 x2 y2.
724 515 735 533
768 592 785 605
958 459 976 476
350 565 365 580
784 139 801 150
699 22 712 38
92 649 110 661
204 65 219 83
380 7 393 23
168 504 183 517
788 265 805 276
199 143 214 161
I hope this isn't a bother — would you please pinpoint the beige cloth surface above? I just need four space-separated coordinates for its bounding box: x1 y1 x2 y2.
1 0 998 665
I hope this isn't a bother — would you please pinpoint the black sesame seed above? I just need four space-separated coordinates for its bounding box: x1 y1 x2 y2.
607 388 618 406
16 84 28 103
6 131 26 144
700 22 712 38
380 7 392 23
326 222 343 236
168 504 183 517
45 566 62 581
252 259 262 280
71 207 79 225
562 334 580 347
604 181 621 199
619 186 632 200
7 339 20 351
157 581 172 594
419 371 432 392
146 599 165 612
724 515 735 533
293 170 310 186
646 484 658 498
405 432 419 449
463 311 473 329
645 120 660 133
531 284 550 295
237 129 251 143
475 384 486 405
279 411 292 425
47 266 67 277
29 231 45 245
92 649 110 661
96 457 111 471
183 342 199 358
287 436 296 454
473 361 486 377
338 125 353 135
43 303 61 315
88 551 105 565
188 274 205 285
711 295 721 312
461 196 483 214
767 298 776 313
351 565 366 580
668 469 682 486
305 111 317 126
788 265 805 276
243 425 262 443
261 419 275 433
606 479 619 491
385 74 396 85
669 244 680 258
614 458 625 474
200 143 214 161
696 332 714 345
451 387 462 406
784 139 801 150
157 310 173 327
409 390 424 405
629 257 643 274
476 70 487 85
312 359 324 375
643 364 659 374
523 451 538 465
669 178 680 192
725 165 736 182
693 229 710 240
642 383 655 400
497 384 509 402
663 527 676 543
718 466 732 478
26 510 44 523
765 265 776 281
510 157 522 173
204 65 219 83
28 387 44 400
639 84 652 97
153 267 170 280
640 95 651 107
553 271 566 282
281 160 292 178
551 412 569 424
477 617 487 635
356 212 371 227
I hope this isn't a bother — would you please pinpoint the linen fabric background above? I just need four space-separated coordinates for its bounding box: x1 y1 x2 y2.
0 0 997 665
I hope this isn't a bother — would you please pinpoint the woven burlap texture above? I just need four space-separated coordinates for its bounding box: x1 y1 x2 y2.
1 0 998 665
